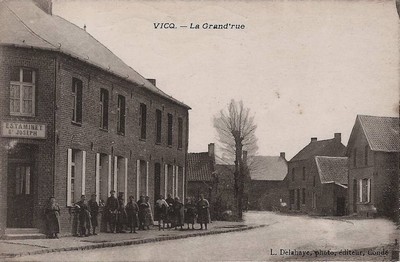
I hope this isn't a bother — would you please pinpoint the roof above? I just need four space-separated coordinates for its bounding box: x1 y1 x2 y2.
249 156 288 181
290 138 346 162
315 156 348 186
187 153 214 182
0 0 190 109
357 115 400 152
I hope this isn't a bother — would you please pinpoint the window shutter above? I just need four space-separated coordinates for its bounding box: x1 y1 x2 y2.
136 160 140 199
164 164 168 196
67 149 72 206
367 179 371 203
95 153 100 202
81 151 86 195
358 179 362 202
113 156 118 192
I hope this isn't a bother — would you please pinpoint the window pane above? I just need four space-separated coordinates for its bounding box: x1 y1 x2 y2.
23 85 33 99
22 69 33 83
23 100 33 114
16 167 21 194
11 68 20 81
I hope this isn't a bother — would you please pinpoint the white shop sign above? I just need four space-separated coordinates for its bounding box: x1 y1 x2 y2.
1 121 47 139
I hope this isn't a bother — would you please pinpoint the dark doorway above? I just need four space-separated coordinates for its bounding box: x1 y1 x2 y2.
336 197 346 216
154 163 161 202
353 179 357 213
296 189 300 210
7 144 35 228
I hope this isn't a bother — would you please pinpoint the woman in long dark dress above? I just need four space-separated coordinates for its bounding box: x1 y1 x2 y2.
197 194 210 230
45 197 61 239
184 197 197 230
125 196 139 233
173 196 184 230
137 195 146 230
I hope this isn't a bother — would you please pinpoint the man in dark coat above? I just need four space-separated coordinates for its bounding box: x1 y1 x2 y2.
88 194 99 235
105 190 119 233
75 195 91 237
116 192 126 233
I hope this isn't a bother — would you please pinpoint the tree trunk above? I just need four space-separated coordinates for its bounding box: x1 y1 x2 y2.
234 136 243 220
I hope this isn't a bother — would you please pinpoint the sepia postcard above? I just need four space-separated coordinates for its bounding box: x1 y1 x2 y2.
0 0 399 261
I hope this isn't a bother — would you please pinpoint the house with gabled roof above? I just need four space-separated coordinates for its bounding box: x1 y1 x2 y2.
248 153 288 210
346 115 399 220
0 0 190 237
284 133 347 215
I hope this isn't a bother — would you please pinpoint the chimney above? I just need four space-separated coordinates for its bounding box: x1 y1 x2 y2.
280 152 286 159
147 79 156 86
243 151 248 165
208 143 215 158
33 0 53 15
311 137 318 142
334 133 341 143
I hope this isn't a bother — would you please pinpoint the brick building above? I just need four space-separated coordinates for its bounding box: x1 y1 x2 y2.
186 144 215 200
0 0 190 237
284 133 347 215
346 115 399 220
248 153 288 211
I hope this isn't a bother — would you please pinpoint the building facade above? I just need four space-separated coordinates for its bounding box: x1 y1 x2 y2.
347 115 399 220
248 153 288 211
284 133 347 215
0 0 190 237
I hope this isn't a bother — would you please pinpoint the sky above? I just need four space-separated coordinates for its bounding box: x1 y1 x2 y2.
53 0 399 160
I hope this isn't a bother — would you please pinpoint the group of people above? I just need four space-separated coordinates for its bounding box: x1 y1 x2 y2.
44 191 211 239
104 190 154 234
155 194 211 231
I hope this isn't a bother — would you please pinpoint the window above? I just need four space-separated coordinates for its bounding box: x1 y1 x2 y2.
167 113 173 146
178 117 183 149
313 176 316 187
117 95 125 134
364 145 369 166
302 188 306 205
67 149 86 206
312 192 317 209
302 167 306 181
291 168 295 181
359 178 371 203
155 110 162 144
72 78 83 123
289 190 295 205
10 68 35 116
100 89 109 129
353 148 357 167
140 103 147 139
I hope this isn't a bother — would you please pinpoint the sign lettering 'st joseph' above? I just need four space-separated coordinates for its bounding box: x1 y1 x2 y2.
1 121 47 139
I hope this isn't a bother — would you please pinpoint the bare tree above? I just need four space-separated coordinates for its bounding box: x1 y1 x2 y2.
213 100 258 220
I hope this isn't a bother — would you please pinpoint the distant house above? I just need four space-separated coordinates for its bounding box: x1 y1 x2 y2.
187 143 216 201
314 156 348 216
248 153 288 210
284 133 347 215
346 115 399 220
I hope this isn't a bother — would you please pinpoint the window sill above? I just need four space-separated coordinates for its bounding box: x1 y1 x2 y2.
139 138 146 142
167 145 173 148
117 132 125 136
155 142 161 146
99 128 109 132
71 121 82 127
178 147 183 151
10 113 36 118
